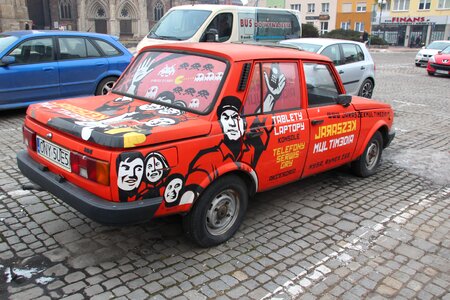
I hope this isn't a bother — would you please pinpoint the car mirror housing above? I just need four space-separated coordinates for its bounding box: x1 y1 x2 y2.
1 56 16 66
337 94 352 107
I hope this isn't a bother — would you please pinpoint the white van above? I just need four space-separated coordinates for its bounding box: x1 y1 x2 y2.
136 5 302 52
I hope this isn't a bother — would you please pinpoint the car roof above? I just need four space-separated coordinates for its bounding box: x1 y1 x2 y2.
281 38 365 47
143 42 331 63
1 30 117 40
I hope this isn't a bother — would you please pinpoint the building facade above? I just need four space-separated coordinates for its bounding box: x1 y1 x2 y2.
0 0 30 31
286 0 337 34
375 0 450 46
336 0 374 35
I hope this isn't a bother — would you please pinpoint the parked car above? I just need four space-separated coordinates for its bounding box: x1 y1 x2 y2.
427 45 450 76
17 43 395 247
415 40 450 67
280 38 375 98
0 30 132 110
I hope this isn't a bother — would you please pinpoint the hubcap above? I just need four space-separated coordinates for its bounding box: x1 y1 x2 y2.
206 189 240 236
101 81 115 95
361 81 373 98
365 141 379 170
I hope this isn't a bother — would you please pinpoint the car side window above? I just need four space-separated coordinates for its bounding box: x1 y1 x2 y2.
8 38 54 64
303 62 340 107
341 44 364 64
243 62 301 115
321 44 342 66
58 37 101 60
93 39 121 56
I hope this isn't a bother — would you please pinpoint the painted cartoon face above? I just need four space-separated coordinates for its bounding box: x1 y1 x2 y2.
117 157 144 191
139 103 163 111
145 117 176 127
220 109 244 141
164 178 183 203
145 155 165 183
158 106 182 115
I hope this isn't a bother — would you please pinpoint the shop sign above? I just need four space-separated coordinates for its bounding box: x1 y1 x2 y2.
319 14 330 20
305 16 319 20
386 16 431 25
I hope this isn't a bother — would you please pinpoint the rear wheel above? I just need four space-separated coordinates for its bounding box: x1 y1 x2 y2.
351 131 383 177
358 79 374 99
95 76 117 95
183 175 248 247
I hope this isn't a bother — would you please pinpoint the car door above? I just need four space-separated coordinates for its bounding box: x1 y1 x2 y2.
241 61 309 190
302 61 360 177
334 43 366 95
0 37 59 106
57 36 108 98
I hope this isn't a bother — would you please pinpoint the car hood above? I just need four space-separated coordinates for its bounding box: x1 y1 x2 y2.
351 96 392 110
27 94 212 149
417 49 440 56
433 53 450 64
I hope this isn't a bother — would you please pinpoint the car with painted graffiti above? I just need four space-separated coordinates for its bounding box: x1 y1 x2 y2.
17 43 395 247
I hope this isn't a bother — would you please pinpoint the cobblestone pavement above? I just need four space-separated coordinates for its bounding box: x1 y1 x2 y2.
1 52 449 300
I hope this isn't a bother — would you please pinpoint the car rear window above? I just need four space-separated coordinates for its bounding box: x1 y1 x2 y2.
113 50 227 114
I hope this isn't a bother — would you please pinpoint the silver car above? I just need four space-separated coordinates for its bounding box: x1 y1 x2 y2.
280 38 375 98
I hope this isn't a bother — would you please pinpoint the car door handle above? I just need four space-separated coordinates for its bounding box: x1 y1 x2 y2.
246 130 263 138
42 67 54 71
339 70 344 74
360 66 366 70
311 119 324 125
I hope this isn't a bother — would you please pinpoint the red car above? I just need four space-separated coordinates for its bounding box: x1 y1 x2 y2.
17 43 395 247
427 45 450 76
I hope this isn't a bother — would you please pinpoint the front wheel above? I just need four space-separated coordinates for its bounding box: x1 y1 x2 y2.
182 175 248 247
351 131 383 177
95 76 118 95
358 79 374 99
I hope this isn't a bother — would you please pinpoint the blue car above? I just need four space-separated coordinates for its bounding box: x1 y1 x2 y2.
0 30 132 110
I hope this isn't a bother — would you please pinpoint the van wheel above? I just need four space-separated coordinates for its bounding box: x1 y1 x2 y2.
358 79 374 98
95 76 117 95
182 175 248 247
351 131 383 177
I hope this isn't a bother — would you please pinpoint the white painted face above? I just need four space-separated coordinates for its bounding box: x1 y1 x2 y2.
139 103 162 111
145 155 165 183
220 109 244 141
145 118 176 127
145 86 158 98
117 157 144 191
158 106 181 115
164 178 183 203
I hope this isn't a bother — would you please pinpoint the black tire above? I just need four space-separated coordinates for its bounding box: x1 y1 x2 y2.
182 175 248 247
358 79 374 99
427 71 434 76
95 76 118 95
351 131 383 177
415 63 421 67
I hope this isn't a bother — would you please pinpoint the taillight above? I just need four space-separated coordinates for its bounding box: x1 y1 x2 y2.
70 152 110 185
23 126 36 151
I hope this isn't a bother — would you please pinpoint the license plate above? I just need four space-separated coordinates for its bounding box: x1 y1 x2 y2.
36 136 71 172
436 69 449 75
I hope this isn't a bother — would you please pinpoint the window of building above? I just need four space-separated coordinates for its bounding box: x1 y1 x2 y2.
356 2 367 12
438 0 450 8
59 0 72 19
355 22 364 32
341 21 350 30
393 0 410 11
342 3 352 12
321 3 330 12
419 0 431 9
95 7 106 18
320 22 329 35
291 4 301 11
307 3 315 13
154 0 164 21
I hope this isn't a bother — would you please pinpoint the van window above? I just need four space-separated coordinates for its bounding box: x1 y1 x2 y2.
148 9 212 41
255 10 301 41
202 13 233 42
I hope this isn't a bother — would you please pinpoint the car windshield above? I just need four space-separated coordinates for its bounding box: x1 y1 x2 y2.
113 50 227 114
426 41 450 50
281 41 322 53
441 46 450 54
148 10 211 41
0 35 19 53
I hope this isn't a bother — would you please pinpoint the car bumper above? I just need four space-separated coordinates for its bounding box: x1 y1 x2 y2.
17 150 162 225
428 63 450 74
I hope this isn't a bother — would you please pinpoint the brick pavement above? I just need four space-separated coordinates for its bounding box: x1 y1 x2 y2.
0 51 449 299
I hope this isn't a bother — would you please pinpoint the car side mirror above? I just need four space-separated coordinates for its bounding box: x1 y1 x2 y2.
438 50 442 54
205 29 219 42
1 56 16 66
336 94 352 107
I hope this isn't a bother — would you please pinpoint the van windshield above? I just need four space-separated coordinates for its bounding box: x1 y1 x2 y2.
148 10 212 41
